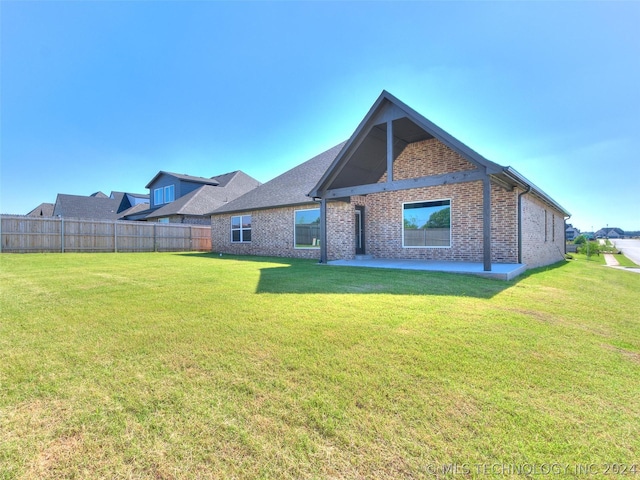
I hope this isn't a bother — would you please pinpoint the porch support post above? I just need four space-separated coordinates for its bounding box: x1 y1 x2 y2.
319 198 328 263
483 176 492 271
386 120 393 182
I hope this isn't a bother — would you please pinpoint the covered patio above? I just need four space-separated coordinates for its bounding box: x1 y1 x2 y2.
326 257 527 280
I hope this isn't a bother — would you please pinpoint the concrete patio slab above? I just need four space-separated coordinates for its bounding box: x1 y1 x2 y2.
326 258 527 280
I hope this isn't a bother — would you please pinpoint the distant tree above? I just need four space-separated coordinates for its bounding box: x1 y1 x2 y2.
424 207 450 229
297 214 320 225
404 216 419 229
574 235 586 245
578 241 600 256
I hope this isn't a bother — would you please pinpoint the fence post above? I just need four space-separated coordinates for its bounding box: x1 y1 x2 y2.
114 221 118 253
60 216 65 253
190 226 193 251
154 223 157 252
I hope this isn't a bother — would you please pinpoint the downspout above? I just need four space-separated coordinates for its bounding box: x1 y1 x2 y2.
517 184 531 264
562 215 571 255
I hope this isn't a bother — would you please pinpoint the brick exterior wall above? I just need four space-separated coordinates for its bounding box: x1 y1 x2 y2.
365 138 519 263
353 182 517 263
520 194 566 268
212 205 323 260
326 200 354 260
212 137 563 269
379 138 476 181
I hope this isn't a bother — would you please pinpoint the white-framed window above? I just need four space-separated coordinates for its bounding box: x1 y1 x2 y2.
403 199 451 248
164 185 175 203
154 185 175 205
231 215 251 243
295 208 321 248
154 188 163 206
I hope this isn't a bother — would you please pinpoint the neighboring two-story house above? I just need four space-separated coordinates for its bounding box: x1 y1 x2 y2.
123 170 261 224
565 224 580 241
25 168 259 224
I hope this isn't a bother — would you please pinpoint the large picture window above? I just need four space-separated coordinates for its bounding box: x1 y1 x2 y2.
403 200 451 247
231 215 251 243
295 209 320 248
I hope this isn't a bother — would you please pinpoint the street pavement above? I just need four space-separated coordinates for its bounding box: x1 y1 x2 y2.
610 239 640 274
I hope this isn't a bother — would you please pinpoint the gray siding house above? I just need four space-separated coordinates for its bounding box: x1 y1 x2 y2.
124 170 261 224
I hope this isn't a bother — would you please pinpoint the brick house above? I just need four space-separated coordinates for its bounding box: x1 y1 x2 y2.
211 91 570 273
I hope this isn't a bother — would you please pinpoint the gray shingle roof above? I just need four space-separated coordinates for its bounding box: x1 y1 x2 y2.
216 171 262 198
53 194 123 220
211 171 239 187
145 171 220 189
147 171 261 219
117 203 151 219
309 91 570 217
146 185 228 218
212 143 346 215
27 203 55 217
119 205 157 220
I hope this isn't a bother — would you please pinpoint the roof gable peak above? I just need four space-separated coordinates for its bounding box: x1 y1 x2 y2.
309 90 505 198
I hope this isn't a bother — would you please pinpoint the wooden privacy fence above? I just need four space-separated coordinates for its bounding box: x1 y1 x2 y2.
295 224 321 247
404 228 450 247
0 216 212 253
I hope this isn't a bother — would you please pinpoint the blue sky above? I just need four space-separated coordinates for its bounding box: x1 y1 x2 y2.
1 1 638 231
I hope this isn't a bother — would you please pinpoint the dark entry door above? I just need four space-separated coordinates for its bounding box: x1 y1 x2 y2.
355 206 365 255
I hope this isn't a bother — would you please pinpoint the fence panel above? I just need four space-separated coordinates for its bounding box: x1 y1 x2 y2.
0 216 62 252
190 226 212 251
63 218 115 252
155 224 189 252
0 215 211 253
115 222 155 252
404 228 450 247
295 224 321 247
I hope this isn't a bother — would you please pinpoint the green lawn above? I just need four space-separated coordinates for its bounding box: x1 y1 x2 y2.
616 253 639 268
1 253 639 479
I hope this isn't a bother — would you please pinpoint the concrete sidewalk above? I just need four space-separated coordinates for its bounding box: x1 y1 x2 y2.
604 254 620 266
603 253 640 274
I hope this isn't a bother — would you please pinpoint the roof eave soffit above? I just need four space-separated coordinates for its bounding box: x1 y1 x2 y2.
310 99 409 196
